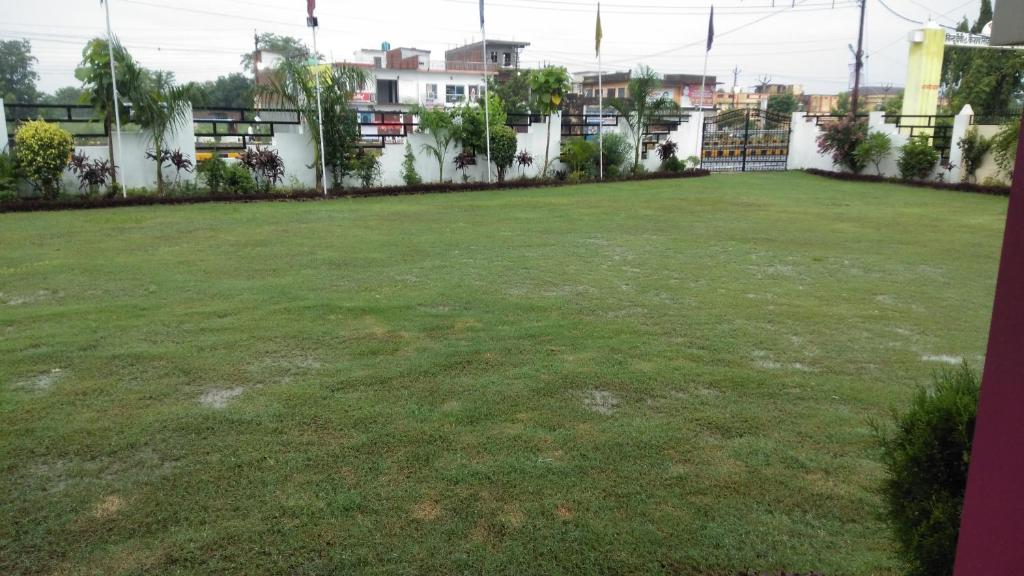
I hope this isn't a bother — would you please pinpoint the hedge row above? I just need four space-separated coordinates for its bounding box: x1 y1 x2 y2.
0 169 711 214
804 168 1011 197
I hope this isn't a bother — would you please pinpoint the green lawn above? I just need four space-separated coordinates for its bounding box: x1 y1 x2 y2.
0 173 1005 575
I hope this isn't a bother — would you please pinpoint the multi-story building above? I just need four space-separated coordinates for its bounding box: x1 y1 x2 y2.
445 40 530 72
577 71 718 108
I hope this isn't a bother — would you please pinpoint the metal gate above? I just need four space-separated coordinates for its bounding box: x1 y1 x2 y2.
701 108 791 172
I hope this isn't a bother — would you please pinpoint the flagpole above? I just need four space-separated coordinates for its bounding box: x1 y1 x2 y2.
597 2 603 180
102 0 127 197
482 24 492 182
699 50 709 109
310 20 328 196
700 5 714 110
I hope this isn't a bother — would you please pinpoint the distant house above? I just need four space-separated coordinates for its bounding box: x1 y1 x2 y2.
577 71 718 108
445 40 531 73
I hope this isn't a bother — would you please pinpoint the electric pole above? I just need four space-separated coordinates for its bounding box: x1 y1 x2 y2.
850 0 867 116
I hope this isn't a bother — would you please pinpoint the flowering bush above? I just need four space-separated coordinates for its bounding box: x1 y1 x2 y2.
14 120 74 199
816 117 868 174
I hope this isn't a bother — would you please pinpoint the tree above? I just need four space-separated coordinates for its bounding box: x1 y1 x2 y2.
259 60 368 191
883 90 904 116
767 93 799 116
241 33 311 73
43 86 86 105
453 92 506 156
0 39 41 103
414 106 458 182
528 66 572 177
853 131 893 176
831 92 850 115
124 68 194 195
489 125 518 182
609 65 678 173
489 70 532 114
190 73 254 109
942 0 1024 115
75 37 136 188
14 120 74 199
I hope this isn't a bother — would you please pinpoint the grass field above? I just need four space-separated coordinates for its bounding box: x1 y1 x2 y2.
0 172 1006 575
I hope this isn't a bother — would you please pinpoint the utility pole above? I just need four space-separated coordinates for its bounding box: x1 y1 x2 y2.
731 65 740 109
850 0 867 117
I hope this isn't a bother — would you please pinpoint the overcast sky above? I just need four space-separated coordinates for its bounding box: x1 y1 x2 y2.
5 0 986 95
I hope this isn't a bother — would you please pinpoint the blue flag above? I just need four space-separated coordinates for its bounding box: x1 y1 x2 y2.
706 6 714 52
480 0 485 28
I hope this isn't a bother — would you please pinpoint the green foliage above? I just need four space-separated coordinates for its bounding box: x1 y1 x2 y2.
0 39 41 103
883 91 904 116
991 120 1019 180
609 65 679 173
239 147 285 192
14 120 74 199
0 151 18 196
661 157 686 173
400 142 422 186
454 92 507 155
853 131 893 176
197 157 253 195
258 60 368 191
75 37 137 186
189 73 255 109
600 132 633 176
560 137 596 176
816 117 868 173
489 125 518 182
942 1 1024 115
831 92 850 116
898 136 940 181
957 127 992 183
349 151 382 188
877 364 978 576
766 93 800 116
42 86 86 105
528 66 572 177
488 70 532 114
414 106 458 182
684 155 702 169
240 33 311 72
126 69 194 195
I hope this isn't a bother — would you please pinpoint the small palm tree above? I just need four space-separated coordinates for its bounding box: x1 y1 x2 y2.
124 69 193 195
528 66 572 177
413 105 458 182
610 65 678 173
258 59 368 192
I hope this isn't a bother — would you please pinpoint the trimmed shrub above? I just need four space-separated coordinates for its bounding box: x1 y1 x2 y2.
853 131 893 176
876 364 978 576
14 120 74 199
223 162 256 194
898 136 940 181
661 156 686 173
560 137 596 176
489 125 518 183
816 117 868 173
600 132 632 176
400 142 422 186
197 157 227 194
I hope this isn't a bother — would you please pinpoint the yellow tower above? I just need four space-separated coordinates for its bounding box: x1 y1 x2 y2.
901 22 945 129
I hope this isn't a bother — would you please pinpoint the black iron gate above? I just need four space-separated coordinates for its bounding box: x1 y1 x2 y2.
701 108 791 172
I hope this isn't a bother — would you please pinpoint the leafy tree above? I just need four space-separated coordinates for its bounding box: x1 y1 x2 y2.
43 86 86 105
190 73 254 109
898 136 940 181
400 142 422 185
259 60 368 191
489 70 532 114
609 65 678 173
413 106 458 182
75 37 136 188
0 39 41 103
489 125 518 182
241 33 312 72
14 120 74 199
453 92 506 156
853 131 893 176
767 93 799 116
883 90 904 116
124 69 194 195
528 66 572 176
831 91 850 116
942 0 1024 115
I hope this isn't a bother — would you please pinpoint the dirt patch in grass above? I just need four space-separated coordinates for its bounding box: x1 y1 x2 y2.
581 389 620 415
411 499 441 521
94 495 126 519
2 290 59 306
199 387 245 409
556 504 574 520
921 354 963 365
13 368 64 392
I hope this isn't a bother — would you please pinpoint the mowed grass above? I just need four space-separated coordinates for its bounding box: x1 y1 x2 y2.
0 173 1005 575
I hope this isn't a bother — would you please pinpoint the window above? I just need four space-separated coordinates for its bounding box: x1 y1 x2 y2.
607 88 614 98
490 51 498 63
503 52 512 67
617 87 626 98
425 83 438 102
376 79 399 104
446 85 466 103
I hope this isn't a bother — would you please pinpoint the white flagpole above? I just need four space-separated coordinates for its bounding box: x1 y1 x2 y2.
482 26 492 182
102 0 127 196
699 50 709 109
311 24 328 196
599 52 603 180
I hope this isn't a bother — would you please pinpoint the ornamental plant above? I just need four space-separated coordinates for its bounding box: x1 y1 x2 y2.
816 117 868 173
489 125 518 183
853 131 893 176
898 136 940 181
957 127 991 183
400 142 422 186
14 120 74 199
239 146 285 192
68 152 116 196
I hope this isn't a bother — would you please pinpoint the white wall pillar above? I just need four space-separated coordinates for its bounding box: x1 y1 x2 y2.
947 105 974 183
0 99 8 152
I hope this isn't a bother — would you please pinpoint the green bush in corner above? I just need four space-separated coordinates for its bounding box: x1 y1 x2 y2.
14 120 74 199
877 363 979 576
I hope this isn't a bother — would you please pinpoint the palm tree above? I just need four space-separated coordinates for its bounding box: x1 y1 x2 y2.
124 68 193 195
610 66 678 173
75 37 134 188
259 59 368 192
413 105 458 182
